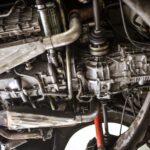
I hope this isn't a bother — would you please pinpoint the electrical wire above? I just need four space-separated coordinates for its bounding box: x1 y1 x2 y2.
109 3 150 40
119 0 150 50
119 0 141 49
106 2 150 47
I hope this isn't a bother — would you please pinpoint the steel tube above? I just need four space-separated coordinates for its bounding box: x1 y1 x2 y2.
44 14 81 49
102 103 109 135
0 103 99 130
66 46 73 99
44 92 68 97
37 6 51 36
36 0 51 36
93 0 102 32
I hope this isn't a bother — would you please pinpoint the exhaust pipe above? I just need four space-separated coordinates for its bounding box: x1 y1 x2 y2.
0 103 99 130
44 13 81 49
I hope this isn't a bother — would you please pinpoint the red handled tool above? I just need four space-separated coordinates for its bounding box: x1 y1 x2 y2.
94 114 105 150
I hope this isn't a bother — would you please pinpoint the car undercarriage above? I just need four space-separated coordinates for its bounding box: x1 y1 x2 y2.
0 0 150 150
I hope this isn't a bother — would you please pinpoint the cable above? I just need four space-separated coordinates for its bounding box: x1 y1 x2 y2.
106 2 150 48
119 0 150 50
119 0 140 49
106 2 150 40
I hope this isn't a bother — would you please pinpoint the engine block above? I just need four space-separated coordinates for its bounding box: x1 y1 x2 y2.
0 5 40 40
0 45 150 102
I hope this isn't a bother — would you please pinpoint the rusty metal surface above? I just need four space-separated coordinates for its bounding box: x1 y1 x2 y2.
70 7 93 22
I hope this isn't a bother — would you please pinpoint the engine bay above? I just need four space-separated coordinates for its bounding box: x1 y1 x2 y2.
0 0 150 150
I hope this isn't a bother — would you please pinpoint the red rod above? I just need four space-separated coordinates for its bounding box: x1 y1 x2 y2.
94 114 104 149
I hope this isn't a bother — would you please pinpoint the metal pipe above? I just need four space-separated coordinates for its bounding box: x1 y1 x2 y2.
44 92 67 97
36 0 59 92
0 129 42 140
36 0 51 36
56 0 67 31
0 103 99 130
66 46 73 99
113 92 150 150
123 0 150 27
70 7 93 22
102 103 109 135
0 0 22 18
37 5 51 36
93 0 103 32
44 14 81 49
